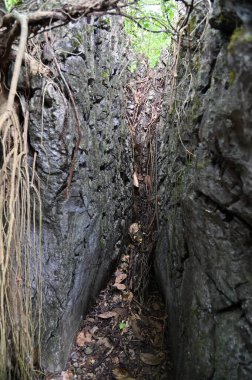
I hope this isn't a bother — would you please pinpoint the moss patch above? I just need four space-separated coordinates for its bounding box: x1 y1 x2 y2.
228 27 252 51
73 32 84 48
102 71 110 81
228 69 236 85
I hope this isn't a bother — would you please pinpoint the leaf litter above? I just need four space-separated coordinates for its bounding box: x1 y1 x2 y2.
46 246 171 380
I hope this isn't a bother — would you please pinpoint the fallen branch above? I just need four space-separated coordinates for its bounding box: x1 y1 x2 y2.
6 11 28 111
0 0 124 64
1 0 121 28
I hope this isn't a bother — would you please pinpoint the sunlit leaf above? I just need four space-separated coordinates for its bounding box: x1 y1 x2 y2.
4 0 22 11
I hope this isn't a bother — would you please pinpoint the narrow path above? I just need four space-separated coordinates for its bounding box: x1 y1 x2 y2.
126 61 164 302
47 61 169 380
63 250 170 380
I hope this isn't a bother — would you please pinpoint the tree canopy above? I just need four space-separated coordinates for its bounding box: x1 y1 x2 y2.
124 0 177 67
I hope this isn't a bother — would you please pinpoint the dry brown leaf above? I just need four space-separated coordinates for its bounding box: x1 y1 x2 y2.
84 346 94 355
144 175 152 191
129 223 139 235
130 313 141 320
97 337 112 349
86 317 95 322
113 307 127 317
152 302 160 311
115 268 122 277
113 294 122 303
137 174 143 181
98 311 118 319
25 54 52 77
85 374 95 379
124 291 134 302
76 331 92 347
112 367 136 380
139 352 165 366
113 283 126 291
133 172 139 187
149 318 163 333
115 272 127 284
61 370 74 380
90 326 99 335
112 356 120 365
131 319 144 340
152 334 163 348
121 254 130 262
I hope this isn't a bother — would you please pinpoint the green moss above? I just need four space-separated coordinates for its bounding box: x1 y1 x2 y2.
171 170 185 203
73 32 84 48
229 27 243 48
193 56 201 72
102 71 109 81
188 15 197 33
190 306 201 319
98 238 106 250
98 17 111 31
129 62 137 73
228 69 236 84
102 17 111 27
228 27 252 50
193 95 202 108
216 14 230 25
196 159 210 170
244 31 252 42
169 205 177 225
191 95 203 123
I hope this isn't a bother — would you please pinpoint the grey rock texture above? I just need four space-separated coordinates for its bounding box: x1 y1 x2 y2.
27 17 131 371
155 1 252 379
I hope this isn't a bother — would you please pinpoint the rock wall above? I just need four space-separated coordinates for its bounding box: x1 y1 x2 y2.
155 1 252 379
27 17 132 371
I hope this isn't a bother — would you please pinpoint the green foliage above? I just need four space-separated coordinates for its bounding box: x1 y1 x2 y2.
102 70 110 80
129 61 137 73
229 69 236 85
119 320 127 330
4 0 22 11
124 0 177 67
228 27 252 51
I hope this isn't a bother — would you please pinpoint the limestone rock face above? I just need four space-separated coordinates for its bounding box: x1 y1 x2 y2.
155 1 252 379
28 18 132 371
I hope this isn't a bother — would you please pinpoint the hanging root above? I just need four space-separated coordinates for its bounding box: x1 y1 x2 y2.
0 10 42 380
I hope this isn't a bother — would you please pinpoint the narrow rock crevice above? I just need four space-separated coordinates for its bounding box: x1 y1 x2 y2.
0 0 251 379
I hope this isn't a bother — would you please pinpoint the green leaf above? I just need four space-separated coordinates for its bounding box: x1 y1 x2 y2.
119 321 127 330
124 0 177 67
4 0 22 11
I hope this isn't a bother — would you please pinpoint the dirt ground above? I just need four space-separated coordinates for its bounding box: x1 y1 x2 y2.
47 244 171 380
